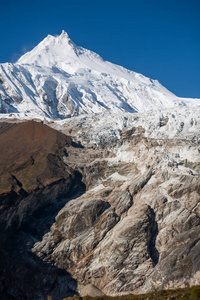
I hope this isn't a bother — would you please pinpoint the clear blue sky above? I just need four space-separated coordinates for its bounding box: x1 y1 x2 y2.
0 0 199 98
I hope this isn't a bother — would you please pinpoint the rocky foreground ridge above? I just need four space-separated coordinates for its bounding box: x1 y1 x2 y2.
0 106 200 299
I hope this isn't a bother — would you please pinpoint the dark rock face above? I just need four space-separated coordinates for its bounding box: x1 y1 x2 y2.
1 114 200 298
0 121 84 300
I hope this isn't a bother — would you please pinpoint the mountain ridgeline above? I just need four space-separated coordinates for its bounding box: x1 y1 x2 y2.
0 31 199 119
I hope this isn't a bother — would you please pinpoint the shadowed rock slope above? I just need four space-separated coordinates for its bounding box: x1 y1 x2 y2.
0 120 85 300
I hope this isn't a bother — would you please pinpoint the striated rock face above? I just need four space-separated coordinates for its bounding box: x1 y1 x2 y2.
1 107 200 298
33 107 200 296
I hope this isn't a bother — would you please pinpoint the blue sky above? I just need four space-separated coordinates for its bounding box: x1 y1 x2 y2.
0 0 199 98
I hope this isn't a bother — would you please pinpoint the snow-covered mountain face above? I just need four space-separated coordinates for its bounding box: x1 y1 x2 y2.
0 30 199 119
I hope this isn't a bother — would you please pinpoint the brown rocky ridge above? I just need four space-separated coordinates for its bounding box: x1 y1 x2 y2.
0 120 84 300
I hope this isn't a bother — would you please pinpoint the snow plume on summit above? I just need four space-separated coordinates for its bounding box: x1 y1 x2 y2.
0 31 199 119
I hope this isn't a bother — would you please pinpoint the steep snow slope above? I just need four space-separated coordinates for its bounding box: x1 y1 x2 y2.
0 31 199 119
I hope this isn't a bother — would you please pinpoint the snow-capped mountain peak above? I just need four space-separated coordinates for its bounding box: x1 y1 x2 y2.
17 30 82 67
0 30 199 119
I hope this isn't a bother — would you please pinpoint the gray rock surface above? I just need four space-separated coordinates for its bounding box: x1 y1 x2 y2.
32 107 200 296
